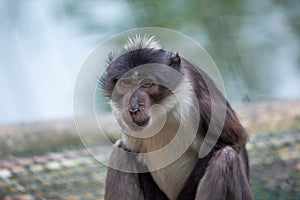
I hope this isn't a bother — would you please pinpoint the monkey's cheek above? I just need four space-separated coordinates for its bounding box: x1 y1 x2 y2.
121 112 133 127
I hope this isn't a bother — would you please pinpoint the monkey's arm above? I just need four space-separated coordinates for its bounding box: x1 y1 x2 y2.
195 146 253 200
104 140 144 200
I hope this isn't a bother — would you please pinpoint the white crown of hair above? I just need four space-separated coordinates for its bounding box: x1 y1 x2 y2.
122 35 162 52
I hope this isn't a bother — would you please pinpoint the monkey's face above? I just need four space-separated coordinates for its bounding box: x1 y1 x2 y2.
101 49 182 134
116 75 160 127
111 68 175 133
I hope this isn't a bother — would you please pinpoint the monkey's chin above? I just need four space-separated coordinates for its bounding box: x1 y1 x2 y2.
132 117 150 127
121 105 167 138
122 115 150 132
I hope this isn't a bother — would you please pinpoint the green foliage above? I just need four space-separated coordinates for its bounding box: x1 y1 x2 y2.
58 0 300 106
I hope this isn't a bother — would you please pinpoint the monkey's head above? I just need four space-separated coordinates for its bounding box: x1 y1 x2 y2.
100 36 184 133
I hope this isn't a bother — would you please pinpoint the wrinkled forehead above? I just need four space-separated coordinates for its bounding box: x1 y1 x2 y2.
118 64 183 88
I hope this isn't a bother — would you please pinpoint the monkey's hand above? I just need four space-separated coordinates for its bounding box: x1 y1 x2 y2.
114 139 132 152
195 146 253 200
114 139 123 148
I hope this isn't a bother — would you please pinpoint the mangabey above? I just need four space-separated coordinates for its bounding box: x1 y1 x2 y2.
100 36 253 200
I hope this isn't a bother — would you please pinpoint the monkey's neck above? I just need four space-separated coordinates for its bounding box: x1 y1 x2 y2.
122 113 174 152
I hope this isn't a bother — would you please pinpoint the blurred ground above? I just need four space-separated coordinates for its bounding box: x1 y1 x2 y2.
0 145 107 200
0 99 299 200
0 131 299 200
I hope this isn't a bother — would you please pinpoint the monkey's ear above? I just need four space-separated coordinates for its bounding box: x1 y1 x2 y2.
169 52 181 67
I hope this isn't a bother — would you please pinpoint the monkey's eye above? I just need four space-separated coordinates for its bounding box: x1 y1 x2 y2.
141 78 155 88
119 78 133 87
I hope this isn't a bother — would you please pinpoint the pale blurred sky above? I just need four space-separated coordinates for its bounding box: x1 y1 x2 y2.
0 0 132 124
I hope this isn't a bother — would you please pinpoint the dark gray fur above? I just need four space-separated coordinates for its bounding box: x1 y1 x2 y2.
102 37 253 200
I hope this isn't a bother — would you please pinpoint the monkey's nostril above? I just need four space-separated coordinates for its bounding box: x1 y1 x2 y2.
128 107 139 113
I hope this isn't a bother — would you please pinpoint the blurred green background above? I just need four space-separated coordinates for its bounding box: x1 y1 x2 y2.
0 0 299 199
1 0 300 124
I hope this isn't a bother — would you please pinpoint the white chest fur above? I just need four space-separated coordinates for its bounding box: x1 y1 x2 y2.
127 107 201 199
148 149 198 200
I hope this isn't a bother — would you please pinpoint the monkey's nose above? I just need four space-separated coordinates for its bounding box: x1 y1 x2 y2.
128 107 140 114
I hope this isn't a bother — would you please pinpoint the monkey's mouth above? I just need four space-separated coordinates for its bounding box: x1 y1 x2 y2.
132 117 150 127
128 110 150 127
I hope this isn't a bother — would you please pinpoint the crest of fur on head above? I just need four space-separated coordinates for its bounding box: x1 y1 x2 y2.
108 35 162 62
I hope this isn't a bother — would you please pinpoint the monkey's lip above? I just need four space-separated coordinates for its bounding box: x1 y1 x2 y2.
132 117 150 127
